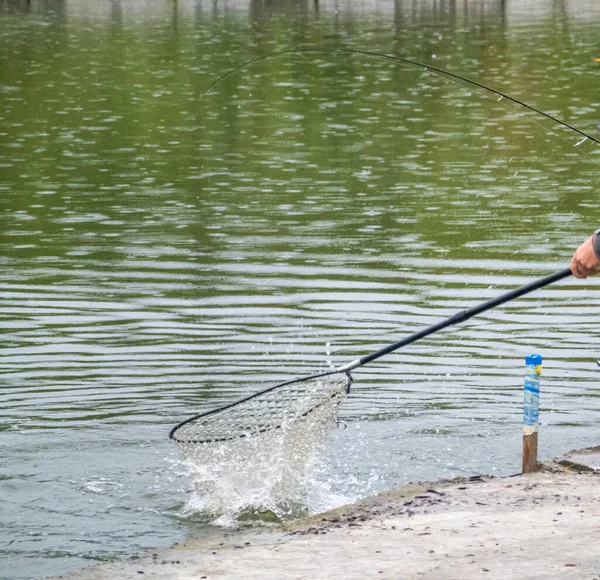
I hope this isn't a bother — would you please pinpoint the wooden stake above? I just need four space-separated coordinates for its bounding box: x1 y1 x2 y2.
522 431 538 474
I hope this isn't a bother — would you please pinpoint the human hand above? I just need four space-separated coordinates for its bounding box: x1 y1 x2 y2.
570 234 600 278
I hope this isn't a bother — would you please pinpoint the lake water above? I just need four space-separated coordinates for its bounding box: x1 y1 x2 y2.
1 0 599 578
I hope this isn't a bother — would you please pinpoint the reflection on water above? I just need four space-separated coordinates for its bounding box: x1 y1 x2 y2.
1 0 599 578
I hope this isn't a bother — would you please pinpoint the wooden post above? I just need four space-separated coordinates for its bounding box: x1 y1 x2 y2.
522 354 542 474
522 431 538 474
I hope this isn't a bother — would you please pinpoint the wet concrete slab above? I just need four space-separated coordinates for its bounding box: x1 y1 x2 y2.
55 459 600 580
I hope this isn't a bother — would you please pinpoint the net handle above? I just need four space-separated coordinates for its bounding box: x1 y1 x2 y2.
169 267 571 441
337 267 572 373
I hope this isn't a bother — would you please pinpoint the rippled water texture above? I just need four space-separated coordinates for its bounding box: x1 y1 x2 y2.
1 0 599 578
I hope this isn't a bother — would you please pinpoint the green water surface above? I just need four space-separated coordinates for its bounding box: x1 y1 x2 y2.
1 1 599 578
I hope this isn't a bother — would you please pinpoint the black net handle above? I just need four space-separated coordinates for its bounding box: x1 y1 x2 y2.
339 267 572 372
170 267 571 440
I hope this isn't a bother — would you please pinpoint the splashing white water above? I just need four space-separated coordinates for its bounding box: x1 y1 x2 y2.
174 374 350 522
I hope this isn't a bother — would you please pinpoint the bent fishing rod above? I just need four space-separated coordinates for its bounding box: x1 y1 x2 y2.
201 47 600 147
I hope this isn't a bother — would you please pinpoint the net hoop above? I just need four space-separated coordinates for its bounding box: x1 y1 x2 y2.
169 369 352 444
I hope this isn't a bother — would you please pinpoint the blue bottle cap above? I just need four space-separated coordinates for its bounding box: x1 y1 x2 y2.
526 354 542 366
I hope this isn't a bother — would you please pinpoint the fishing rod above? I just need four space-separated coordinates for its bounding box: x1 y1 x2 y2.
201 47 600 147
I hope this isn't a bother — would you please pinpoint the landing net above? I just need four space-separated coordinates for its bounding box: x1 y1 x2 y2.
170 372 351 516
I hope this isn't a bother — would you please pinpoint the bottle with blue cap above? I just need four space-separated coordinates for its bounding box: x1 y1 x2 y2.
523 354 542 434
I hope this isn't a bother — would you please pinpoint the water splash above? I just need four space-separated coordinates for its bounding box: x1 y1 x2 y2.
173 375 349 522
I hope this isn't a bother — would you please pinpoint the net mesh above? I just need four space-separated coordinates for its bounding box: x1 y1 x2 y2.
171 373 350 516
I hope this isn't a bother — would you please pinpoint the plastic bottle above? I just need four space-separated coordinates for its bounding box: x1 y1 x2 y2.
523 354 542 433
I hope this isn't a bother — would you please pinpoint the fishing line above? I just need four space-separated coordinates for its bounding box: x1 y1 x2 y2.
200 47 600 152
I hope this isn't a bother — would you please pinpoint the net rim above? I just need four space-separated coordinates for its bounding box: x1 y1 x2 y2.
169 369 351 444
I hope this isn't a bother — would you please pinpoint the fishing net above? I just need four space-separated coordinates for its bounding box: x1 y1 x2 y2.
170 372 351 516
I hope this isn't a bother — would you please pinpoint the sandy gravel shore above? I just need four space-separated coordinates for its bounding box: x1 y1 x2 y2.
57 464 600 580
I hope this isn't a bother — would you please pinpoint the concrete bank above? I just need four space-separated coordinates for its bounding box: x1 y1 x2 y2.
58 457 600 580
